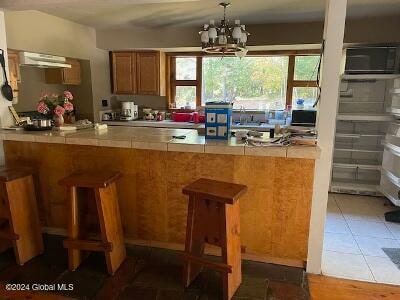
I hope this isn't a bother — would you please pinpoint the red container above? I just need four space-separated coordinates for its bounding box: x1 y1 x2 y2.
172 112 192 122
198 115 206 123
192 112 199 124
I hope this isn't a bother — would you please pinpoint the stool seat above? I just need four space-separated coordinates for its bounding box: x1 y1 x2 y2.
0 167 34 182
183 178 247 204
59 172 121 188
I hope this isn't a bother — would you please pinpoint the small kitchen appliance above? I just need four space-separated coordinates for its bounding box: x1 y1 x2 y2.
120 101 138 121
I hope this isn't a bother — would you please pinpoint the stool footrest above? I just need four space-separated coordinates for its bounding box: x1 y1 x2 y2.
0 229 19 240
63 239 113 252
182 252 232 273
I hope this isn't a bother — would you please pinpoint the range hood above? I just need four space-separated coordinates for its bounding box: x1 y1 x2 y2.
19 52 71 68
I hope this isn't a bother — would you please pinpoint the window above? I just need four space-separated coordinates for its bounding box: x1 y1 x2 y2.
202 56 288 110
168 52 320 110
169 57 201 109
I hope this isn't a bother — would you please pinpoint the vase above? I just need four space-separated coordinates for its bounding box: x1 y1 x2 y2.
53 114 64 127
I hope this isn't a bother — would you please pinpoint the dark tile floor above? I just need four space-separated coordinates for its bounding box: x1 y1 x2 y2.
0 235 309 300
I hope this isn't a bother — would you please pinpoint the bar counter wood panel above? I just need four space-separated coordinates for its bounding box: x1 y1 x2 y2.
3 141 315 265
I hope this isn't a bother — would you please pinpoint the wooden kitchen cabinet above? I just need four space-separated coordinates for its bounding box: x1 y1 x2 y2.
7 50 20 99
44 58 81 85
111 52 137 94
110 51 165 96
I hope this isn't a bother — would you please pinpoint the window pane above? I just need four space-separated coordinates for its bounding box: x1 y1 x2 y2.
202 56 288 110
176 57 196 80
294 55 320 81
292 87 318 108
175 86 196 109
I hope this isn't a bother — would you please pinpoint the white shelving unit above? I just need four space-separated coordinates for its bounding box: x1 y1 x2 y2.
330 75 397 195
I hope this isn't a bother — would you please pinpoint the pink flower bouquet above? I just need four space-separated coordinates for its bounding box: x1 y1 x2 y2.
36 90 74 117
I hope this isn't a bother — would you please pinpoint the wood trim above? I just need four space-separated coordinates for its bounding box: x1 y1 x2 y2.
293 80 318 88
165 49 321 57
308 275 400 300
169 56 176 108
196 56 202 107
173 80 198 86
169 56 202 108
109 51 114 93
286 55 295 107
167 50 321 108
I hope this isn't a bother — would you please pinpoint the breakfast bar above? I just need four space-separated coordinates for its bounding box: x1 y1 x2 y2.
1 127 320 267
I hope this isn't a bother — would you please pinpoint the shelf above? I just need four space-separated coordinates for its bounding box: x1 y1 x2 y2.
342 74 400 80
333 158 382 170
335 147 383 153
391 108 400 117
339 100 384 104
391 88 400 95
330 180 381 195
336 133 385 138
337 113 393 122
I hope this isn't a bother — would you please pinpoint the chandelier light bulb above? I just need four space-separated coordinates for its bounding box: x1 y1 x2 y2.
208 20 218 39
232 20 242 40
201 31 209 44
218 34 228 45
240 25 248 44
199 24 210 43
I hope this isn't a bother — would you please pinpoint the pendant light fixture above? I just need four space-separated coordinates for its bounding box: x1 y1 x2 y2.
199 2 250 56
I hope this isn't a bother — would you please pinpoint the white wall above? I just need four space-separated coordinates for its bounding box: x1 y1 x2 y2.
4 10 112 121
306 0 347 274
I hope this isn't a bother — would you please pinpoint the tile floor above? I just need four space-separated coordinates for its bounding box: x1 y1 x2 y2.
323 193 400 285
0 234 308 300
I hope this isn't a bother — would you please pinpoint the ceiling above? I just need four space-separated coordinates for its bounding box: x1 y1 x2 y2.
1 0 400 29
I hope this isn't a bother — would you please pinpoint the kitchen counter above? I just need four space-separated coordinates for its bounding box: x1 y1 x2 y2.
2 126 319 267
0 127 320 159
105 120 285 132
105 120 203 129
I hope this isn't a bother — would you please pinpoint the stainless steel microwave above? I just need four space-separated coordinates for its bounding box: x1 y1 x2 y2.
345 46 399 74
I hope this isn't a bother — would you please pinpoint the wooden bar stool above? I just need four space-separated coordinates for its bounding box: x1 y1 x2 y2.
182 178 247 300
59 172 126 275
0 168 43 265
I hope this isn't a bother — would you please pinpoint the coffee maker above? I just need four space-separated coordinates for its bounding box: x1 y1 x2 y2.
120 101 138 121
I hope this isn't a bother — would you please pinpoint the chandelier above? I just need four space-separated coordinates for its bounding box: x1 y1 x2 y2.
199 2 250 56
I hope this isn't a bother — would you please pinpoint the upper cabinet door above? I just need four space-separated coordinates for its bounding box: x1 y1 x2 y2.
44 58 81 85
7 50 20 99
63 58 81 85
136 52 159 95
111 52 136 94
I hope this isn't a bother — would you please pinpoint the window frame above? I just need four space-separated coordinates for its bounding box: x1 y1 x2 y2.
166 49 320 110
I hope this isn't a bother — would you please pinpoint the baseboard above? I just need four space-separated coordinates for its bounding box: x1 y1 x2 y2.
42 227 305 269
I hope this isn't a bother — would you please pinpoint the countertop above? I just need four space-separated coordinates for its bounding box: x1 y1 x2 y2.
0 127 320 159
105 120 283 131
